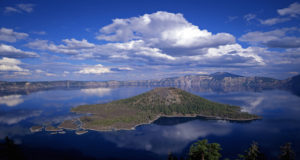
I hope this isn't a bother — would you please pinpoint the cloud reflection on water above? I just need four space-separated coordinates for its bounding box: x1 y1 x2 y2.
0 95 24 107
0 109 41 125
226 90 300 115
241 97 264 113
103 119 231 154
80 88 112 97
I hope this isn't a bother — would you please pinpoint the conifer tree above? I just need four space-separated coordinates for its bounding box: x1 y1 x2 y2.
238 142 261 160
188 139 222 160
279 142 295 160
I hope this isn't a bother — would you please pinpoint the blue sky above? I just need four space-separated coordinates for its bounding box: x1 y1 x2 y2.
0 0 300 81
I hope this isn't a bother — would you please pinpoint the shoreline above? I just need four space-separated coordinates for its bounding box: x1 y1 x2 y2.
76 113 261 132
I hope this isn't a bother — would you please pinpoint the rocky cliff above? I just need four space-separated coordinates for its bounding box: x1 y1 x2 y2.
0 72 298 95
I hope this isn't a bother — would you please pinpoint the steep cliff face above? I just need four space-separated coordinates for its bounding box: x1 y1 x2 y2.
135 72 284 92
0 72 297 95
283 75 300 96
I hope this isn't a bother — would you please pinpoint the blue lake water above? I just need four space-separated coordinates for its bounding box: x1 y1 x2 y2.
0 87 300 159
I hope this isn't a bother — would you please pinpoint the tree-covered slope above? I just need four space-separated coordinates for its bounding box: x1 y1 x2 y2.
71 87 260 131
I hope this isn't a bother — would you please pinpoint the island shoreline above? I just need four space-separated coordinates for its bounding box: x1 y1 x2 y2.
65 87 261 132
75 113 261 132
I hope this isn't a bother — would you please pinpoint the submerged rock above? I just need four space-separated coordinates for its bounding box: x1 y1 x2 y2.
30 125 43 133
75 130 88 135
58 131 66 134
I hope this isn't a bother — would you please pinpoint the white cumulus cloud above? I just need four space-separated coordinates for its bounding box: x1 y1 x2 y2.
27 38 95 55
97 11 235 51
24 11 266 70
77 64 112 75
62 38 95 49
239 27 300 48
0 43 38 58
0 57 28 72
0 28 28 42
185 44 265 66
259 17 290 26
278 2 300 17
102 40 176 60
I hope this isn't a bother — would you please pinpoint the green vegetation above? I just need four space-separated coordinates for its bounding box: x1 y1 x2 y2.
72 87 260 130
58 119 79 130
168 140 296 160
237 142 265 160
45 125 63 132
188 139 222 160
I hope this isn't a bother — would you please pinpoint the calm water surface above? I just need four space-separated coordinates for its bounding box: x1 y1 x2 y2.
0 87 299 159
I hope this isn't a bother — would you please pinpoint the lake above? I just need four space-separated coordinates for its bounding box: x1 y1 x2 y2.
0 87 299 159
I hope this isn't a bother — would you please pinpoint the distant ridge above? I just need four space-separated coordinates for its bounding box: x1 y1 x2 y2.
0 72 299 96
210 72 243 80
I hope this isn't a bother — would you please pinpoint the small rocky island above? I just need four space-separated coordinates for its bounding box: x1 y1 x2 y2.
68 87 260 131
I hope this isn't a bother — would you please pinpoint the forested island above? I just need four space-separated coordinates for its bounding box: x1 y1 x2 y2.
70 87 260 131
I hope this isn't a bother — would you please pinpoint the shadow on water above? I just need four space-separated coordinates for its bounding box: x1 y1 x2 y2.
0 137 97 160
153 116 259 126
